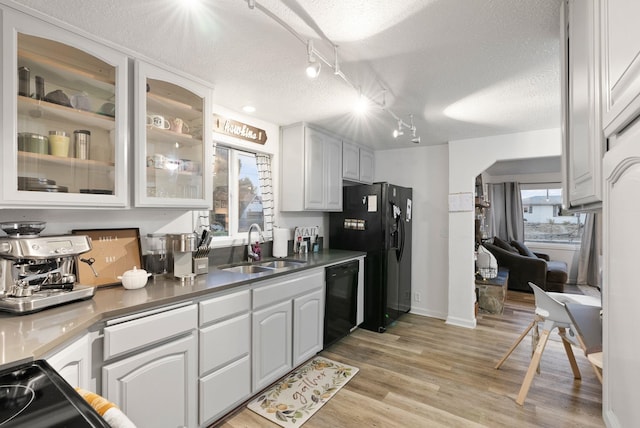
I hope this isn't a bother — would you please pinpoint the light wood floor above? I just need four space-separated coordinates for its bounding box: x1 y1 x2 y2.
216 291 604 427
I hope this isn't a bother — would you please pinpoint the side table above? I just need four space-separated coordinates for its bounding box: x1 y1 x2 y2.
475 268 509 314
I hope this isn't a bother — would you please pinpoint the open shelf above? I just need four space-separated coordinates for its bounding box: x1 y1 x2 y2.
147 126 200 146
18 33 115 88
18 96 115 130
18 150 114 169
147 92 202 121
146 166 202 178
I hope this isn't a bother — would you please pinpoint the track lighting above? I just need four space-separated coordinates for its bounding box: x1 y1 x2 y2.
391 115 421 143
392 120 404 138
306 61 321 78
305 40 321 78
247 2 421 142
354 88 369 114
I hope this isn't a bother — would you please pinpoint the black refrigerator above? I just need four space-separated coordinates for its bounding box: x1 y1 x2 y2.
329 182 412 332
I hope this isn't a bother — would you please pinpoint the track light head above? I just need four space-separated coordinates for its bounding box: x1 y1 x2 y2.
411 136 421 144
305 40 321 78
393 120 404 138
306 60 321 78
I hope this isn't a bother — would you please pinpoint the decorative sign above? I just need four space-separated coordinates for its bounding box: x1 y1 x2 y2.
213 114 268 145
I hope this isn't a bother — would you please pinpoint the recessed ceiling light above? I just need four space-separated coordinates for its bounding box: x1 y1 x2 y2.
242 105 256 113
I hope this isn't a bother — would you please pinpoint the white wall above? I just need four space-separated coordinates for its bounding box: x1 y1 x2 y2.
447 129 562 328
375 144 449 320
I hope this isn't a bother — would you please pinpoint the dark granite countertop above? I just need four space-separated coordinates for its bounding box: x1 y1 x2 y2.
0 249 365 369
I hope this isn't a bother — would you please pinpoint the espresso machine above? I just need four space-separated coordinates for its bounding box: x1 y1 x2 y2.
0 222 96 314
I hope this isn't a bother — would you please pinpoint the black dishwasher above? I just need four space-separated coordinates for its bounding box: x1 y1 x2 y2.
324 260 359 347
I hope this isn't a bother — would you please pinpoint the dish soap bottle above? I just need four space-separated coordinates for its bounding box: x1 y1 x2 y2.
251 242 262 261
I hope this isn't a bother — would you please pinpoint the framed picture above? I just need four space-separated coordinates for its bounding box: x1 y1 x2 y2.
71 228 142 287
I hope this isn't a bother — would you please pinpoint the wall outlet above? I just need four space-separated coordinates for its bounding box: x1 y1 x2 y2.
414 292 421 302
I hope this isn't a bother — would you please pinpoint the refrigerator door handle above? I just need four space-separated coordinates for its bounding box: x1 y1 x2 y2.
397 215 405 261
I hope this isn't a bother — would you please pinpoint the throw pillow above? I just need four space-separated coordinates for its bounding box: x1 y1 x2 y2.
493 236 518 253
510 240 537 258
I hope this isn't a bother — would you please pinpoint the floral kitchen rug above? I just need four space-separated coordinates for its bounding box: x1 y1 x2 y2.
247 356 359 427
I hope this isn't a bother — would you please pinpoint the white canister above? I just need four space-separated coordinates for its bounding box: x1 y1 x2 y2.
272 227 289 258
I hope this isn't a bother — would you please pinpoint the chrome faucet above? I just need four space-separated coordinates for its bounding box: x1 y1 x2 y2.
247 223 264 262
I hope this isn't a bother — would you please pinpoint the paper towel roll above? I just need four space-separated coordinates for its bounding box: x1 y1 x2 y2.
272 227 289 258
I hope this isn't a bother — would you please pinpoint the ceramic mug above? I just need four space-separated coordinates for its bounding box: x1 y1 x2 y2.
172 118 190 134
146 114 171 130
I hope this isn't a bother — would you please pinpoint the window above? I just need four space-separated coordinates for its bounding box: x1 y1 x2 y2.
210 144 273 238
520 185 585 244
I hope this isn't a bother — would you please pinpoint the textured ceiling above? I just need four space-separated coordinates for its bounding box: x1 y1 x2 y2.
9 0 563 150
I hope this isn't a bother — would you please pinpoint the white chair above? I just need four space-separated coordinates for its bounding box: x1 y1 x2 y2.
495 282 601 405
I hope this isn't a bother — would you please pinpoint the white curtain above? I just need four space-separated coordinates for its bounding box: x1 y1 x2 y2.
256 154 274 233
577 212 602 287
487 182 524 241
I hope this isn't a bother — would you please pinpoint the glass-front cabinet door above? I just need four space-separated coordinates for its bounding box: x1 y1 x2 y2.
1 9 128 207
134 60 212 208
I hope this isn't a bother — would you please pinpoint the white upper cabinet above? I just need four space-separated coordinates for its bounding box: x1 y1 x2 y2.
1 8 129 207
134 60 212 208
342 139 375 184
600 0 640 136
342 140 360 181
561 0 603 210
358 146 375 184
602 118 640 428
281 123 342 211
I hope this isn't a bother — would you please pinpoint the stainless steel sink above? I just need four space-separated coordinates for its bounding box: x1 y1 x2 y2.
218 258 307 275
256 259 307 269
220 265 274 274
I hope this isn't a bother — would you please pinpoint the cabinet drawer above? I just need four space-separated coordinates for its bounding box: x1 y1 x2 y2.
199 289 250 326
199 355 251 425
199 314 250 375
253 269 324 310
104 304 197 360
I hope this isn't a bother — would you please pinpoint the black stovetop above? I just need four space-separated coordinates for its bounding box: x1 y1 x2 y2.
0 360 109 428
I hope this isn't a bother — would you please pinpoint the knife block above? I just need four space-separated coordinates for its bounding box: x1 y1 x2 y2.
193 256 209 275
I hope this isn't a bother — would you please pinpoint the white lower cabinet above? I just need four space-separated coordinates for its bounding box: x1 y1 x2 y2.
252 269 324 393
252 299 293 392
199 356 250 424
46 333 91 390
293 289 324 366
198 289 251 426
102 304 198 428
44 264 339 426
